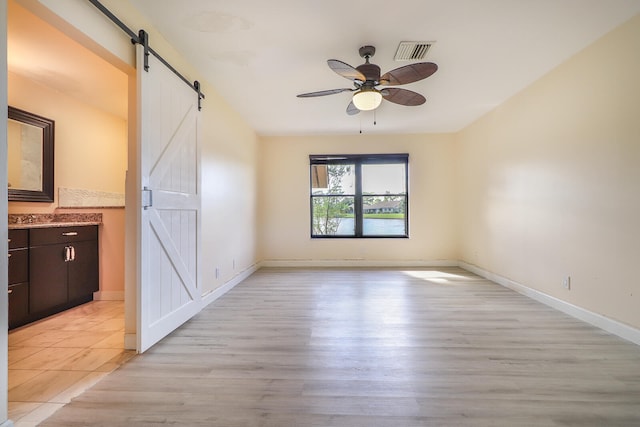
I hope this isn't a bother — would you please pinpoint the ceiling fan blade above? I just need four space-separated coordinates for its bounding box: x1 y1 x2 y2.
346 100 360 115
379 62 438 86
328 59 366 82
297 88 353 98
381 88 426 106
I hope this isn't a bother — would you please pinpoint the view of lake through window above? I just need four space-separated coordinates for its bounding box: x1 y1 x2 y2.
310 154 408 238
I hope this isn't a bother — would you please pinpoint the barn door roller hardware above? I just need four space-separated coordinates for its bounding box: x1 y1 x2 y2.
88 0 205 110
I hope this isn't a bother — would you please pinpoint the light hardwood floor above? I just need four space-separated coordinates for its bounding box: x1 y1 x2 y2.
8 301 134 426
40 267 640 426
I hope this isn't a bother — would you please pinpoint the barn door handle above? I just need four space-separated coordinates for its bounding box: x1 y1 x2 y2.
142 187 153 210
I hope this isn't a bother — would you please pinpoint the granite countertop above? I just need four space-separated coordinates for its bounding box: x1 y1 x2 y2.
8 213 103 229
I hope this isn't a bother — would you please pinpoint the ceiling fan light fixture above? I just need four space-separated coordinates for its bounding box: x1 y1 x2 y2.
297 46 437 115
352 89 382 111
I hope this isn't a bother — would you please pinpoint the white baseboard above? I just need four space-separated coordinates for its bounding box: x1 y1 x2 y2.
261 259 459 268
0 420 14 427
202 263 260 307
93 290 124 301
459 261 640 346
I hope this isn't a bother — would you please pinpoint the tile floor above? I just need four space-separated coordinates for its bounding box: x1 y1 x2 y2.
7 300 135 426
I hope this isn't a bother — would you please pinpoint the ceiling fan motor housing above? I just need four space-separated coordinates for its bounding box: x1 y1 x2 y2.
356 63 381 84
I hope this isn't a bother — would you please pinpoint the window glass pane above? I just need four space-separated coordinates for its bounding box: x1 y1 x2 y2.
362 196 406 236
311 196 355 236
362 163 406 194
311 164 355 195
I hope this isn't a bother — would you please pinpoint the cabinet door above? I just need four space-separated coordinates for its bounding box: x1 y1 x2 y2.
8 248 28 285
68 239 99 303
8 283 29 329
30 243 69 314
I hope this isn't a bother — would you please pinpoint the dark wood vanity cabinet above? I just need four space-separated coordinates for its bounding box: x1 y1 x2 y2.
7 225 99 329
8 229 30 329
29 226 99 319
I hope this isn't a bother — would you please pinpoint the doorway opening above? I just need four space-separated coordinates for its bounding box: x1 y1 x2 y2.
6 1 132 423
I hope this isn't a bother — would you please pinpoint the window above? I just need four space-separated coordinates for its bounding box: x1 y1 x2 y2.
310 154 408 238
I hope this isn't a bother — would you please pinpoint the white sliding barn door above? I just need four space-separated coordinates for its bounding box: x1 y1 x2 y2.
136 45 202 352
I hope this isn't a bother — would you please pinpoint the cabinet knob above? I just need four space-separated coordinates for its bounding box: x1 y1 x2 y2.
7 253 11 258
7 289 13 294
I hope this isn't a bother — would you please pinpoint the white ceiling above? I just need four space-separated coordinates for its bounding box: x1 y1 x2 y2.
127 0 640 135
9 1 640 136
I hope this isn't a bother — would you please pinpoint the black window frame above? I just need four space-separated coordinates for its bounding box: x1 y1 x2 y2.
309 153 409 238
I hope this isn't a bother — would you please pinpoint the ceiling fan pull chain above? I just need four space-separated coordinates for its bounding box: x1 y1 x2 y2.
374 109 377 126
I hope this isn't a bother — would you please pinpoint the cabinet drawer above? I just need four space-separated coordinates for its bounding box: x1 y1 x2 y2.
9 282 29 330
30 225 98 246
8 248 28 284
8 229 29 249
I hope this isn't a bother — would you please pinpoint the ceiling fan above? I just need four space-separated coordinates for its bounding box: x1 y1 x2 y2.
297 45 437 115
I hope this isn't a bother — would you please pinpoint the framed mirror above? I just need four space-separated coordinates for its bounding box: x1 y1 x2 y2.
7 106 55 202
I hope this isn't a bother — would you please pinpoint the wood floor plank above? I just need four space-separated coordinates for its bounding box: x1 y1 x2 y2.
41 267 640 426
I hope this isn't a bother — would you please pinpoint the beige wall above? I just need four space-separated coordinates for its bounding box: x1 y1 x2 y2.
200 83 259 293
8 72 127 196
258 134 458 263
456 14 640 329
8 71 127 295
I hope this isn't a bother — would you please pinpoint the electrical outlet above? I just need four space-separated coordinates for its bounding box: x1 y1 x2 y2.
562 276 571 290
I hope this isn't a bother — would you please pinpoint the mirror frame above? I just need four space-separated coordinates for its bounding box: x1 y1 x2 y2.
8 106 55 202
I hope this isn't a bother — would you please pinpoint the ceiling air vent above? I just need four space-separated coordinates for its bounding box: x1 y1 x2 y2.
394 41 433 61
